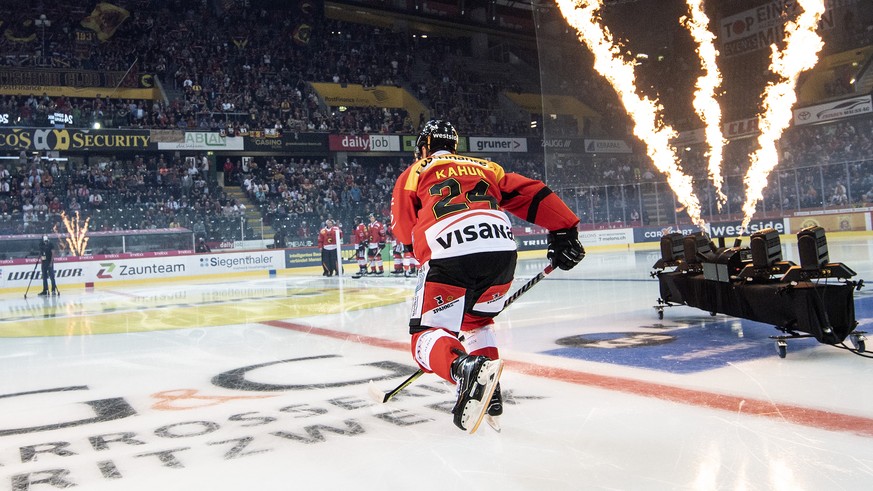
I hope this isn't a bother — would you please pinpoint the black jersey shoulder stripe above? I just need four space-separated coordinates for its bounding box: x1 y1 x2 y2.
501 190 520 202
527 186 553 223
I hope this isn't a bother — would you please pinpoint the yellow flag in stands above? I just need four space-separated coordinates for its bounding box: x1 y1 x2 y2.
81 2 130 41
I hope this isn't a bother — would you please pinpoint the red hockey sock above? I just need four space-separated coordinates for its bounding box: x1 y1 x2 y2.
461 315 499 360
410 328 464 383
469 346 499 360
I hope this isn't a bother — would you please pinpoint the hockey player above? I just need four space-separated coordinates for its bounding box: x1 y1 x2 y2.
387 225 405 274
391 120 584 433
402 247 419 277
365 213 386 275
352 216 369 276
318 219 342 276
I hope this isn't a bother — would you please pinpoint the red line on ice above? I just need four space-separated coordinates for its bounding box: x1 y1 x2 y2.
262 319 873 438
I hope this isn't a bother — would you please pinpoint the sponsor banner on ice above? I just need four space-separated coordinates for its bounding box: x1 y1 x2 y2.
194 250 285 272
0 256 187 289
284 246 355 268
0 250 285 289
793 95 873 126
706 218 787 237
517 228 632 251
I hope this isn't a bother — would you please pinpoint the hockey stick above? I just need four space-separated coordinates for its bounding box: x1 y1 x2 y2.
368 264 555 403
351 248 371 278
23 258 40 299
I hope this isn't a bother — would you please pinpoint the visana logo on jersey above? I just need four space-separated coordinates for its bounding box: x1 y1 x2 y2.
435 222 514 250
426 211 516 259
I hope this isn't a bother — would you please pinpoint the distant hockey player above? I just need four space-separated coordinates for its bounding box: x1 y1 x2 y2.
352 216 369 276
387 225 405 275
391 120 584 433
365 213 386 275
273 228 287 249
403 246 419 277
318 219 342 276
196 237 211 253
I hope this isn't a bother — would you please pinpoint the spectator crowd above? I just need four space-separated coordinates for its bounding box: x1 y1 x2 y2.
1 0 873 245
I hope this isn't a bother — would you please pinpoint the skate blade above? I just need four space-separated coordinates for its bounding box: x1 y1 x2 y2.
485 415 501 433
467 360 504 434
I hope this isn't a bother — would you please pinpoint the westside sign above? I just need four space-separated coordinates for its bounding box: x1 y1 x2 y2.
706 219 787 237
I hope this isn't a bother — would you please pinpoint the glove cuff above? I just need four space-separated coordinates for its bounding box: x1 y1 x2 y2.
548 227 579 239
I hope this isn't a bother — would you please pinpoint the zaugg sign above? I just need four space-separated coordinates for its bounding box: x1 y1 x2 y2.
0 128 151 151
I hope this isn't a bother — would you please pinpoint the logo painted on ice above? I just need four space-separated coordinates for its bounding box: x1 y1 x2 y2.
544 317 827 373
556 332 674 349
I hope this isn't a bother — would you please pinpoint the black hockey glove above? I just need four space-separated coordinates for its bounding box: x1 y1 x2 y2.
547 227 585 271
378 242 386 249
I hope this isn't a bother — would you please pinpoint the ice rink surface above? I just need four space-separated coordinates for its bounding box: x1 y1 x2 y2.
2 236 873 490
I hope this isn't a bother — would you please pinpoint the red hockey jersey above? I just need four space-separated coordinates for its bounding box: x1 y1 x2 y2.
366 219 385 245
353 223 368 246
391 151 579 263
318 226 342 250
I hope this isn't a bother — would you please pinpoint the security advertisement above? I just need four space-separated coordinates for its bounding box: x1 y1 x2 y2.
0 128 151 151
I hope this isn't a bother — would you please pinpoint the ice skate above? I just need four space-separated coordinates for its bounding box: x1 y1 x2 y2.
485 382 503 432
451 354 503 434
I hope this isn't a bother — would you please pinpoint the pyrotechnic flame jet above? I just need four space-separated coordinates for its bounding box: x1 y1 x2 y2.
555 0 705 229
740 0 825 234
682 0 727 210
61 211 91 256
